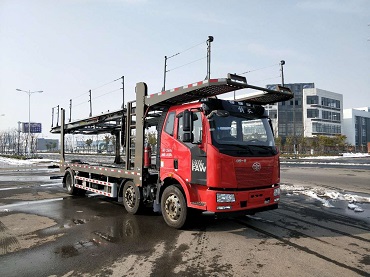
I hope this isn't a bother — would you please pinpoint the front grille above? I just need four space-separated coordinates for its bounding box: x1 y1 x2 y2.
235 166 273 188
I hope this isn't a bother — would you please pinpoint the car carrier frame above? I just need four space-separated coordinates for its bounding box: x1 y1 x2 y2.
51 73 293 228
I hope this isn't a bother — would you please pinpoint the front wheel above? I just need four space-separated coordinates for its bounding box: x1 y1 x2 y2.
161 185 187 229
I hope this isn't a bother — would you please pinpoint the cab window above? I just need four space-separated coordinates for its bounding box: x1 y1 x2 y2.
177 111 202 142
164 112 176 136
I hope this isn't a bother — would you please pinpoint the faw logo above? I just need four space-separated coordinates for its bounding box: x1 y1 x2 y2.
252 162 261 172
192 160 206 172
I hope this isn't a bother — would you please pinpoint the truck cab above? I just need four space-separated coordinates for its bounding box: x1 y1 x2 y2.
158 97 280 227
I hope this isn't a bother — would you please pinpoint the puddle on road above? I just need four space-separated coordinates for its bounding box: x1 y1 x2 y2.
55 240 99 258
57 217 89 229
93 231 119 243
0 213 62 255
55 245 79 258
53 214 165 259
73 219 88 225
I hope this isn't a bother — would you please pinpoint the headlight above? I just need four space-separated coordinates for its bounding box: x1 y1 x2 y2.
216 193 236 203
274 188 280 197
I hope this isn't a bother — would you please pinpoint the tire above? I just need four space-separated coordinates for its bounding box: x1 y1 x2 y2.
122 181 142 214
161 185 188 229
65 169 77 195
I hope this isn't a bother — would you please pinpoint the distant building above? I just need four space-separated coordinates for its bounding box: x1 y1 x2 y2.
343 107 370 149
266 83 343 140
71 139 114 153
302 88 343 137
37 138 59 151
266 83 314 140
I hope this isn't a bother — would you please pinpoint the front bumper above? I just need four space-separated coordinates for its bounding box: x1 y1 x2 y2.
204 186 279 213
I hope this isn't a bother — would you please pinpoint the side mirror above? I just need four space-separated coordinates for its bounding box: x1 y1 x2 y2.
183 133 192 142
183 109 194 143
183 109 191 132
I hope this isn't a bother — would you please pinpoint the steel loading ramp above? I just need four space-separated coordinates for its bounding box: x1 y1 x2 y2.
50 109 125 134
50 73 293 134
234 84 293 105
145 74 293 109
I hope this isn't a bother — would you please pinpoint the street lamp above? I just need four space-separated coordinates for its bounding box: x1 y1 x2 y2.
280 60 285 86
16 89 43 156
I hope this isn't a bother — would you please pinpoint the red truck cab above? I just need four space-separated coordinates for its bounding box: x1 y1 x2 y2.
158 97 280 227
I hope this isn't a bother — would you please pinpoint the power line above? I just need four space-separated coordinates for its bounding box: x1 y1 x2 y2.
72 100 88 108
166 40 206 60
93 88 121 100
91 77 122 91
72 90 90 100
70 76 122 101
239 63 280 75
163 37 211 91
71 87 122 108
167 56 207 72
252 75 281 83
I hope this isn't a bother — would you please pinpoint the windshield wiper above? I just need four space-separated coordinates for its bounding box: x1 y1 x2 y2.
218 143 254 154
248 145 277 154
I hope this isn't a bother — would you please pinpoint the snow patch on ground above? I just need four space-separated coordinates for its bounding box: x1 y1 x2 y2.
300 153 370 160
281 184 370 212
281 161 370 167
282 153 370 167
0 157 55 165
347 203 364 212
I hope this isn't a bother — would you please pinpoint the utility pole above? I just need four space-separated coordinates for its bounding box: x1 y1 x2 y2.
17 121 21 155
163 56 168 91
89 90 92 117
206 36 214 80
121 76 125 108
69 99 72 122
280 60 295 155
16 88 43 156
162 52 179 91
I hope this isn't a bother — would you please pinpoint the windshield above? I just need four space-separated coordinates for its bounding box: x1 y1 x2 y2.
210 113 276 156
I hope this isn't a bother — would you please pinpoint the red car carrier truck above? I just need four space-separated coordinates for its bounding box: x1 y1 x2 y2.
50 73 293 228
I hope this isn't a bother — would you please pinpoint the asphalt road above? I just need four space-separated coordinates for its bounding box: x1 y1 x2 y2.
0 159 369 277
281 158 370 194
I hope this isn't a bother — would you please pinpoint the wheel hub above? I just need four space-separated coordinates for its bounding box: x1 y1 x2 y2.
125 186 136 208
165 194 181 220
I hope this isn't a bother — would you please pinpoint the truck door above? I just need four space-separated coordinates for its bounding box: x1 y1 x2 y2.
177 111 207 185
160 112 176 174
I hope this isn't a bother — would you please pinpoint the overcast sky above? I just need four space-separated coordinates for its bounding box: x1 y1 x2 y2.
1 0 369 137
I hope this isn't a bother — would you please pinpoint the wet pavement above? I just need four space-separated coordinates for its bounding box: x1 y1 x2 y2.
0 159 369 276
0 165 178 276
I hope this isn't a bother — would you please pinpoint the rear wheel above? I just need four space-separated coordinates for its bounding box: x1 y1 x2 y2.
161 185 187 229
65 169 77 195
122 181 142 214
